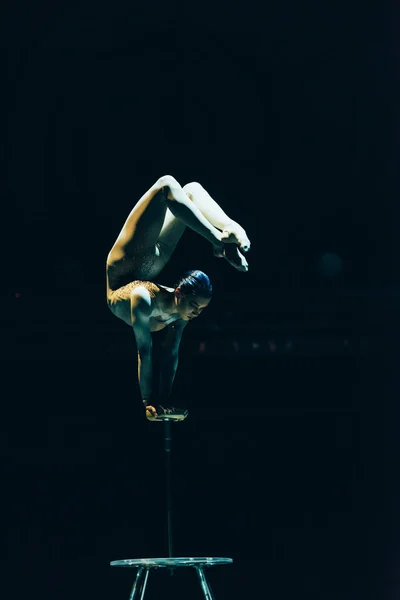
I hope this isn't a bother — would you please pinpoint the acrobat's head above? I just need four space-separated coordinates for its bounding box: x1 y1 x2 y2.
174 269 212 321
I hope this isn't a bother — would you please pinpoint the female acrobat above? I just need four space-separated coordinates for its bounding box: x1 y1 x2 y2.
106 175 250 421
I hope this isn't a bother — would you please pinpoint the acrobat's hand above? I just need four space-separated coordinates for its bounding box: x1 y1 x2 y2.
145 405 158 420
145 405 189 422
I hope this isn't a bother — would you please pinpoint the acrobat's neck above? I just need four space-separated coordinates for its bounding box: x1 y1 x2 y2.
156 284 179 316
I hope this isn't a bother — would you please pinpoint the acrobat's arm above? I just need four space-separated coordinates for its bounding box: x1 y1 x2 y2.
158 319 188 404
130 290 153 408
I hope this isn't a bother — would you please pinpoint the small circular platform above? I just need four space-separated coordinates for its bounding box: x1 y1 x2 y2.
110 557 233 568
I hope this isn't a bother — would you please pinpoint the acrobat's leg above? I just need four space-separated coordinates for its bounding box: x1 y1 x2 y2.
161 176 225 249
157 187 250 272
183 181 251 252
155 208 187 267
108 176 224 266
183 181 250 272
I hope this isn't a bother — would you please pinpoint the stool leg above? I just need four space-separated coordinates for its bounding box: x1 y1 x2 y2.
129 567 150 600
196 567 215 600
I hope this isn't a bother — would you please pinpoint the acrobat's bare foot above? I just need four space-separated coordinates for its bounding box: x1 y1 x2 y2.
220 243 249 272
221 223 251 253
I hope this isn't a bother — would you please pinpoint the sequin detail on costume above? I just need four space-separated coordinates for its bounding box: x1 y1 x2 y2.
107 280 158 303
106 249 161 292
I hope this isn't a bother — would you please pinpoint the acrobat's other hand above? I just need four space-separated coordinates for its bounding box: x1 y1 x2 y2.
145 405 158 419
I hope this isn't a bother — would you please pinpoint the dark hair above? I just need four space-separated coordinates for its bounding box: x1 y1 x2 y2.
175 269 212 298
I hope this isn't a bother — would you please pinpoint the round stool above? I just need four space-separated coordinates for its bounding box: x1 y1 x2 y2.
110 557 233 600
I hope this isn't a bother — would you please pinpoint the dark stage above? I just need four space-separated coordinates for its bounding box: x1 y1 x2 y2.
1 1 398 599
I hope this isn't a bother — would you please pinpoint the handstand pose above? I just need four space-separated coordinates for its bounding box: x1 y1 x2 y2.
106 175 250 421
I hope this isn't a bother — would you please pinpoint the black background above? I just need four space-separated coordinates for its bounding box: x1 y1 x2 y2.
1 1 399 599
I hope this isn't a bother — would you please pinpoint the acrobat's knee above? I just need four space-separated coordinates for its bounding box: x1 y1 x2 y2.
157 175 180 191
183 181 204 197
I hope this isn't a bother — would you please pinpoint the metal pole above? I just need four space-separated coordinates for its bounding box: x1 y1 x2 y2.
164 420 173 558
196 567 216 600
128 567 149 600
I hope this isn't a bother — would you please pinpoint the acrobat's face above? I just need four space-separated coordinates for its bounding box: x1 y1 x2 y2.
176 292 211 321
